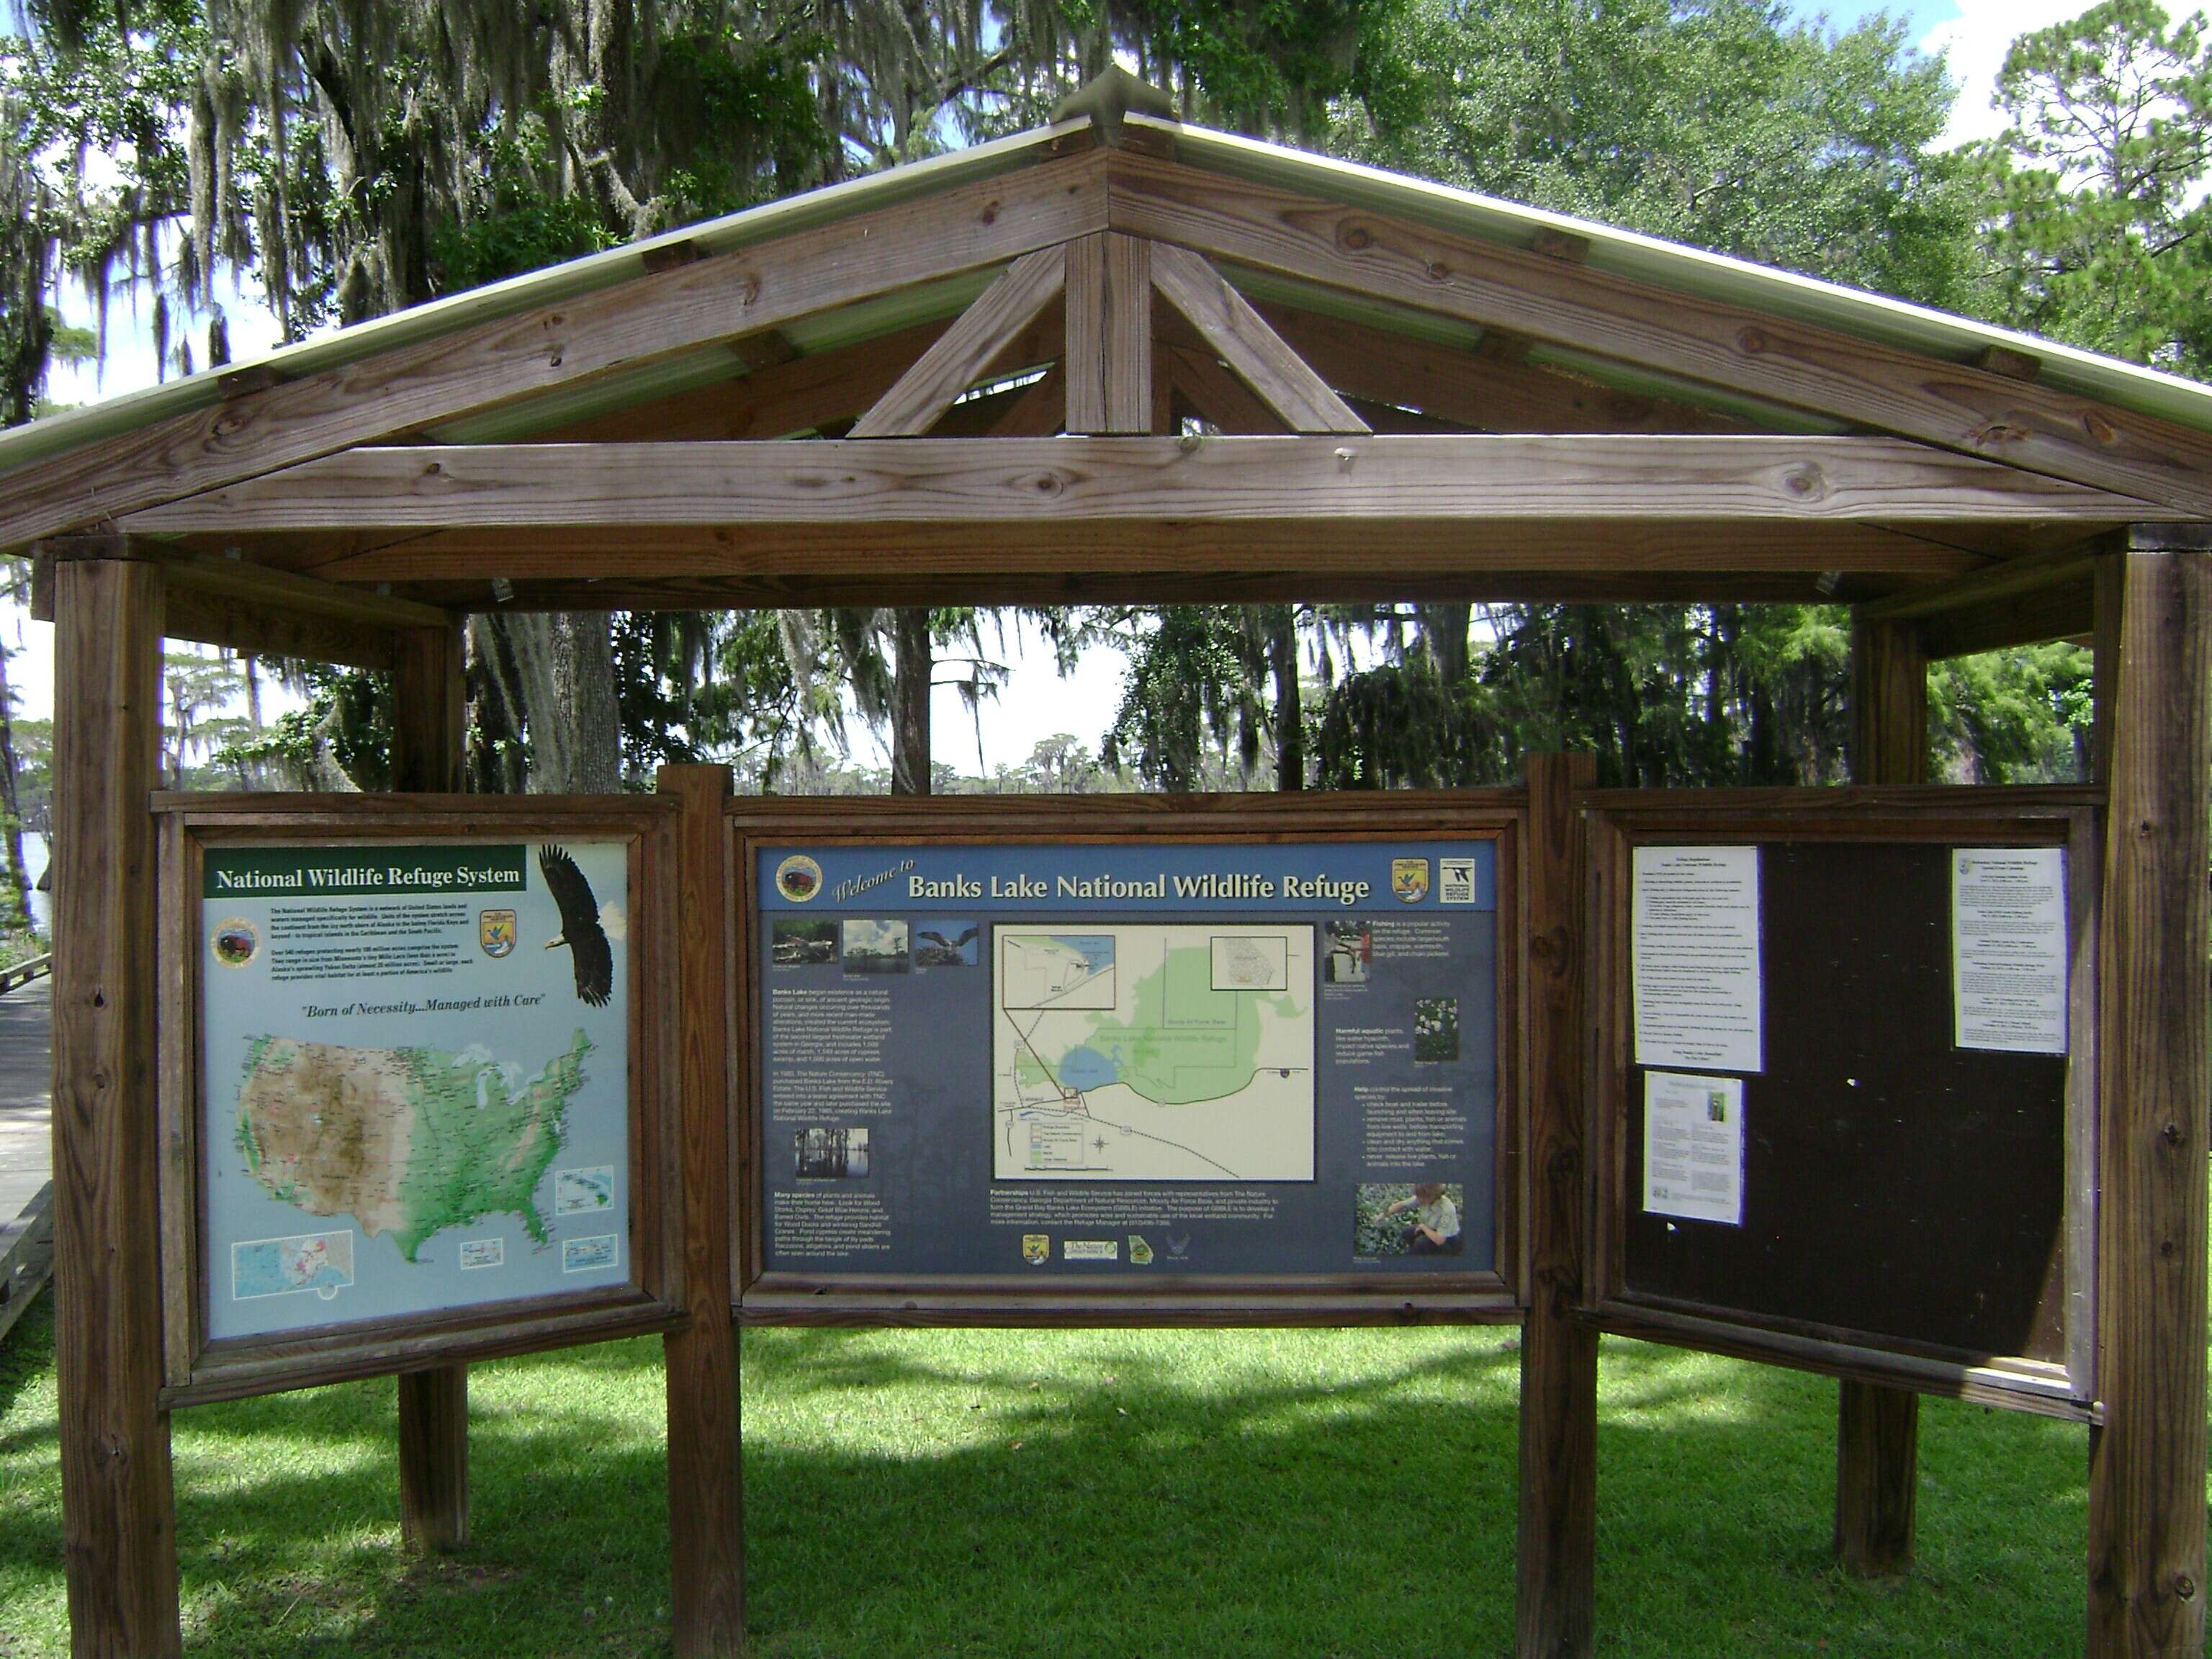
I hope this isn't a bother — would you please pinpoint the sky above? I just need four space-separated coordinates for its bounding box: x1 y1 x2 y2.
13 0 2090 773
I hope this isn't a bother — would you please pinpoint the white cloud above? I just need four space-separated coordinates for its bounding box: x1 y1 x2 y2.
1924 0 2090 146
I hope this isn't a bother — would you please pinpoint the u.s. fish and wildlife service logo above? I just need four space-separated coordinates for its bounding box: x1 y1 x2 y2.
479 909 518 958
1391 858 1431 904
776 854 824 903
1022 1233 1051 1266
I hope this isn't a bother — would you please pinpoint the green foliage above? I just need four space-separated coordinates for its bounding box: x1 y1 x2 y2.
1104 606 1266 791
1333 0 1979 305
1930 643 2095 783
1313 603 1851 791
1972 0 2212 374
213 664 392 791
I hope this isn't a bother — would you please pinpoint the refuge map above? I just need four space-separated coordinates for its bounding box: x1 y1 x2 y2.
236 1033 592 1261
993 924 1314 1180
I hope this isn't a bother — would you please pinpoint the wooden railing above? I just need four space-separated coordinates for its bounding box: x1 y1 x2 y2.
0 1182 55 1349
0 953 51 995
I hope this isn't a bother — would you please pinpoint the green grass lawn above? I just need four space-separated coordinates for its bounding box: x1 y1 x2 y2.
0 1293 2109 1658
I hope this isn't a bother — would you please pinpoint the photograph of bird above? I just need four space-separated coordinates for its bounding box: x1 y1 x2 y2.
539 845 614 1007
917 927 979 951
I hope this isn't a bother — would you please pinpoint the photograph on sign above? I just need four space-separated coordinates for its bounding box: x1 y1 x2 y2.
197 840 633 1340
753 837 1499 1281
1952 847 2069 1055
1632 845 1763 1073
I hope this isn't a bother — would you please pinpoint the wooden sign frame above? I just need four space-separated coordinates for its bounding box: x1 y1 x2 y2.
727 791 1526 1326
1583 785 2101 1419
154 793 685 1403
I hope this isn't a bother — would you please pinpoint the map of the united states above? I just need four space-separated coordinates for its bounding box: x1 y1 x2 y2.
235 1033 590 1260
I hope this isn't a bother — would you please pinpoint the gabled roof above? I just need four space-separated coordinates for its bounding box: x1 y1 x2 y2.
6 101 2211 482
6 80 2206 654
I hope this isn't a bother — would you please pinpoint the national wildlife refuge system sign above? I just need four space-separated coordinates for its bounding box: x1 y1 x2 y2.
197 842 631 1338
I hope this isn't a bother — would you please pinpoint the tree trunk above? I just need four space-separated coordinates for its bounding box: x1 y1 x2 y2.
1267 604 1303 792
1416 602 1473 684
891 606 931 796
500 613 623 793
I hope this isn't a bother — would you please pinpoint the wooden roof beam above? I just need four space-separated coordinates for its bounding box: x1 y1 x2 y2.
1162 342 1290 434
120 436 2143 556
1258 303 1749 436
30 536 455 670
0 149 1112 554
851 248 1069 436
1103 151 2212 515
349 568 1893 612
1149 243 1366 434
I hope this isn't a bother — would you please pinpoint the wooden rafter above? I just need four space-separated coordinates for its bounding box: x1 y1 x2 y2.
1103 151 2212 513
1257 303 1750 435
1161 342 1287 434
986 369 1068 437
0 150 1111 554
529 320 955 442
1148 243 1366 434
851 248 1068 437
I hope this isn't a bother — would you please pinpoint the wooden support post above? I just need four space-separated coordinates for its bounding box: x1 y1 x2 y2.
1833 1382 1917 1574
660 763 744 1656
390 619 466 793
51 555 182 1657
392 617 470 1552
2087 536 2211 1659
397 1365 469 1553
1064 231 1151 434
1837 613 1928 1578
1516 751 1598 1659
1849 619 1928 788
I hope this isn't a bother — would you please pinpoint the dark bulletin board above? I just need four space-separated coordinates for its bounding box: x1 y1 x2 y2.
1591 798 2096 1405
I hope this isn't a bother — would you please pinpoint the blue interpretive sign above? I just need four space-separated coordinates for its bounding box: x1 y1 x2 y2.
754 840 1499 1279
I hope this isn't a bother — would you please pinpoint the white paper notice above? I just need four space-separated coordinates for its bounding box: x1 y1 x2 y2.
1632 845 1763 1072
1642 1071 1745 1226
1952 848 2068 1054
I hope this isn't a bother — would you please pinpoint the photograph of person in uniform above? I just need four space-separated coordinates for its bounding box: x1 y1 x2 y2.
1377 1182 1462 1254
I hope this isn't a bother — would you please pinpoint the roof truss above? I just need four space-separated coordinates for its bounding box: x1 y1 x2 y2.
6 132 2206 643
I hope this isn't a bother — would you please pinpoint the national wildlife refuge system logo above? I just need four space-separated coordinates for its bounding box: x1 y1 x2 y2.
776 854 823 902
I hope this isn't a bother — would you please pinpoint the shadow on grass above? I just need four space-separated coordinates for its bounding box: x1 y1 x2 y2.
0 1315 2094 1659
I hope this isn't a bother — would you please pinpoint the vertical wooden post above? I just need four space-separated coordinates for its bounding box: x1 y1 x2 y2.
1849 618 1928 788
1064 231 1152 435
391 616 471 1552
660 763 744 1656
396 1364 469 1552
2087 536 2211 1659
390 619 466 793
1833 614 1927 1577
1516 751 1598 1659
50 554 182 1657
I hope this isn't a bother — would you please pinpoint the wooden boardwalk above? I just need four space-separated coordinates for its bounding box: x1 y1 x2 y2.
0 977 53 1343
0 977 50 1228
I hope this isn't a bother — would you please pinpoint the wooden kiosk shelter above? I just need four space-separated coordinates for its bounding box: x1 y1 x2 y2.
6 68 2210 1659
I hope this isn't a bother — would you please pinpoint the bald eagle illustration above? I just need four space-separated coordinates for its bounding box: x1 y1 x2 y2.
539 845 613 1007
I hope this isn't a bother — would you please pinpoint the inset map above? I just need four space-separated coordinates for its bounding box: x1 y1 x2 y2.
233 1228 356 1301
994 925 1314 1181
